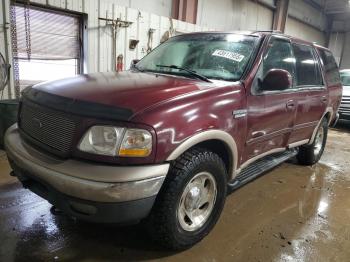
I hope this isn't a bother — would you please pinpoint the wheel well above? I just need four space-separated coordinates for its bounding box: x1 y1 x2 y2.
324 112 331 124
195 139 232 178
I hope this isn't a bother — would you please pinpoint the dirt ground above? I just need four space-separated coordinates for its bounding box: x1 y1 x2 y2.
1 122 350 262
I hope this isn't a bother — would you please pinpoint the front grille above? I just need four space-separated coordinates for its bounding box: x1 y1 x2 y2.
19 100 78 155
339 95 350 115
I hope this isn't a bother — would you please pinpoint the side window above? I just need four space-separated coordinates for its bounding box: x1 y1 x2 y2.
263 38 296 82
292 44 322 86
318 49 341 86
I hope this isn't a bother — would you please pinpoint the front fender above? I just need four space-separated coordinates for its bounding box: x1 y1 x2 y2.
131 84 247 180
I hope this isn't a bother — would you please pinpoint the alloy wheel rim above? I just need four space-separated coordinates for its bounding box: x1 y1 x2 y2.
314 126 324 156
177 172 217 232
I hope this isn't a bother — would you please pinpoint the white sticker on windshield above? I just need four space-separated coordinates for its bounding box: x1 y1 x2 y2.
212 49 245 62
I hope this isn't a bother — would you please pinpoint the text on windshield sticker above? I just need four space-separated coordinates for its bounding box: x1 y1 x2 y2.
212 50 244 62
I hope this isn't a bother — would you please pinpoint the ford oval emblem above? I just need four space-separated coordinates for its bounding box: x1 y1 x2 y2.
32 117 43 129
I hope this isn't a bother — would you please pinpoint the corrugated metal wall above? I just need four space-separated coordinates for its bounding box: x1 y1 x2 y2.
329 32 345 66
0 0 211 99
197 0 274 31
1 0 344 99
288 0 327 32
285 17 326 46
340 32 350 69
329 21 350 68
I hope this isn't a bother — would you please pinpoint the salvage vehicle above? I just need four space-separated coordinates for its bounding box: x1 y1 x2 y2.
339 69 350 120
5 31 342 250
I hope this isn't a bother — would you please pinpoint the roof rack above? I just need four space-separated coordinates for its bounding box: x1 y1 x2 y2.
253 30 283 34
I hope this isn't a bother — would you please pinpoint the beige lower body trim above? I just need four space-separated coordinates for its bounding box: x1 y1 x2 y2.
5 125 169 202
166 129 238 180
288 139 309 148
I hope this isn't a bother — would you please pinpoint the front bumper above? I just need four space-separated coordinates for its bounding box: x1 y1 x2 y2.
5 125 170 223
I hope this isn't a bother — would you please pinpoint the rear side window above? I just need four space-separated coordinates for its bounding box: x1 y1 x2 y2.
292 44 322 86
318 49 341 86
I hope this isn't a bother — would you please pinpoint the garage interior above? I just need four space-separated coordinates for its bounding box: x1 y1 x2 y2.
0 0 350 261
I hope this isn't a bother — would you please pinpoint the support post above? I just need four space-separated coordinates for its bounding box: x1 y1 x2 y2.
172 0 198 24
273 0 290 32
325 17 333 48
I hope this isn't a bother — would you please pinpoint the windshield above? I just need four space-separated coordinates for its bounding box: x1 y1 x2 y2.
341 72 350 86
136 33 258 81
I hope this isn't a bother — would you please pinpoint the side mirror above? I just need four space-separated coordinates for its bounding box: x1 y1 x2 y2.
260 69 292 91
130 59 140 69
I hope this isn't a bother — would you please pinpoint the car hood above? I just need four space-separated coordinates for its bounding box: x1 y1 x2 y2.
30 71 217 119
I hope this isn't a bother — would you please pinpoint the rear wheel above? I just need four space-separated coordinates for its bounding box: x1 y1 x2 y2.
297 118 328 165
146 148 227 250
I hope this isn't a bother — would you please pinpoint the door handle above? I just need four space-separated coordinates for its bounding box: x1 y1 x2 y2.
321 96 328 103
251 131 266 138
286 100 296 109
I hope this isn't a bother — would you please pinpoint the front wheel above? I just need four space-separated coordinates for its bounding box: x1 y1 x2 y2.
146 148 227 250
297 118 328 165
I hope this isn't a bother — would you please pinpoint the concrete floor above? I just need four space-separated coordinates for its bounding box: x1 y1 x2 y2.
1 123 350 262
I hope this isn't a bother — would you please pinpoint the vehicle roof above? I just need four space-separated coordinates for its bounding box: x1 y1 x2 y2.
183 30 329 50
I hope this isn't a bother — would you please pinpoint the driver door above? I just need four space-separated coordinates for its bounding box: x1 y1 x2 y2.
243 36 298 163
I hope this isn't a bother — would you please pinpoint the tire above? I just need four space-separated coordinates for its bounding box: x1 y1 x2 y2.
297 118 328 165
146 147 227 250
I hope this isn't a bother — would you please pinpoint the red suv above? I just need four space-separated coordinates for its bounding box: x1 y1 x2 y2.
5 31 342 250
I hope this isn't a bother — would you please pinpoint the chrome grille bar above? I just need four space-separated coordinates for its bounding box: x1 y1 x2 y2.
19 100 78 154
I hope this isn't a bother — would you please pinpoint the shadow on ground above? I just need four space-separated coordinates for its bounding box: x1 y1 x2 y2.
333 119 350 133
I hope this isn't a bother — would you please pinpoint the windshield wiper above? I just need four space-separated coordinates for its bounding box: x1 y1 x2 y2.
156 65 211 82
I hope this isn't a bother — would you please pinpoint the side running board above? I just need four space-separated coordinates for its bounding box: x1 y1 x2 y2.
227 149 298 193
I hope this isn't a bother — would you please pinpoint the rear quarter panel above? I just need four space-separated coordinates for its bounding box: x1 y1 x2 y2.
328 83 343 122
315 46 343 123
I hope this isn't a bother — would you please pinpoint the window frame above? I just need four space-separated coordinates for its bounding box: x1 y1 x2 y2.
252 35 297 96
137 33 261 82
11 1 88 75
291 42 325 89
252 35 326 97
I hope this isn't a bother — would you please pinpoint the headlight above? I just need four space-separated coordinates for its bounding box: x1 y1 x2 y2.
118 129 152 157
78 126 125 156
78 126 152 157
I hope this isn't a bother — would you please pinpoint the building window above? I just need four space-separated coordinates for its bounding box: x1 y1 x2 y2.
10 3 83 98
